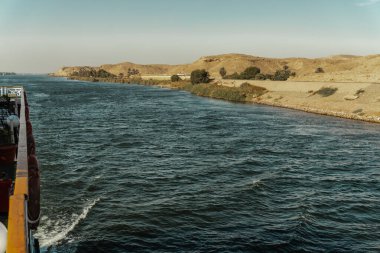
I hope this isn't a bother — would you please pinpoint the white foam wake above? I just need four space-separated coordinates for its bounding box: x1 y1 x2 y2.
33 92 50 98
38 197 100 248
252 179 262 187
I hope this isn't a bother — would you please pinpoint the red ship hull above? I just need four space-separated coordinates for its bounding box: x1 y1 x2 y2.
0 145 17 166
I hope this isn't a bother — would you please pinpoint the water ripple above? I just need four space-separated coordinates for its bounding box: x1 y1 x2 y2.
2 76 380 252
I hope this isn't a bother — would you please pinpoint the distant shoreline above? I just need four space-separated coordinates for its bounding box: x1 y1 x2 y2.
52 75 380 124
0 72 16 76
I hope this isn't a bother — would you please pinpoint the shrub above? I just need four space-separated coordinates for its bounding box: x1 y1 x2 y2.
255 73 266 80
273 69 291 81
185 84 244 102
97 69 116 78
219 67 227 78
182 83 267 103
223 66 261 80
315 67 325 73
240 82 253 89
240 67 261 80
77 68 96 77
73 68 116 78
240 82 267 96
219 68 296 81
224 72 241 79
315 87 338 97
127 68 140 77
265 74 274 80
211 86 247 101
355 89 365 96
190 69 210 84
171 74 181 82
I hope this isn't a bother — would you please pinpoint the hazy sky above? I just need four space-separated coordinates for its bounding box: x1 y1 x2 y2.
1 0 380 73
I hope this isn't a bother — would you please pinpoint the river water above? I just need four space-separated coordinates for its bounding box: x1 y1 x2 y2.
1 75 380 252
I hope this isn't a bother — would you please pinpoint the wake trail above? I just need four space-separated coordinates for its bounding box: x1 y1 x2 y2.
38 197 100 247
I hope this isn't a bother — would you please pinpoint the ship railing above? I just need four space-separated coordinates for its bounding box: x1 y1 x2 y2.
6 88 29 253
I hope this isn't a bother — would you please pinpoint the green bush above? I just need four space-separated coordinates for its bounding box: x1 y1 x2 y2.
77 68 96 77
190 69 210 84
315 87 338 97
224 72 241 79
221 66 295 81
273 69 291 81
315 67 325 73
97 69 116 78
240 82 267 96
171 74 181 82
240 67 261 80
265 74 274 80
255 73 266 80
212 87 247 101
182 83 267 103
219 67 227 78
72 68 116 78
127 68 140 76
240 82 252 89
355 89 365 96
188 84 246 101
223 66 261 80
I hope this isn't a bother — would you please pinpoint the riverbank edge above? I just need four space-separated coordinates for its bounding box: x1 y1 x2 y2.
63 76 380 124
252 99 380 123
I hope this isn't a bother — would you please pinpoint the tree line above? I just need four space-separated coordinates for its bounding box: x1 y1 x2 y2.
220 66 296 81
170 65 304 85
71 68 116 78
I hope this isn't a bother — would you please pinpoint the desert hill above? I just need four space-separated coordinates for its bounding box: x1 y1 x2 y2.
54 53 380 82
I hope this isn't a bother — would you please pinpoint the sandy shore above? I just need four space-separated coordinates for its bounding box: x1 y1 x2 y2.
218 79 380 123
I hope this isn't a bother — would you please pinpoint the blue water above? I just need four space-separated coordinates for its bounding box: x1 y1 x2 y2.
1 75 380 252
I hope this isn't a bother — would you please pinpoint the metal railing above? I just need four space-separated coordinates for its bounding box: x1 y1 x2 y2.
6 88 29 253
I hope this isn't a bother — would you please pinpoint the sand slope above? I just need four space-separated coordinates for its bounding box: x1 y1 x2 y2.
218 79 380 122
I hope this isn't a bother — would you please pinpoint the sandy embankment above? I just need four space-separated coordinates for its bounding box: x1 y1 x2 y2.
218 79 380 123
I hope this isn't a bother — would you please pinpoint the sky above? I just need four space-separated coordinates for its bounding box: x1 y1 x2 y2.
0 0 380 73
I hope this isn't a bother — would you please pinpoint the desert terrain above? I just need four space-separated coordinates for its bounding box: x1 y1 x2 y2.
217 79 380 123
55 53 380 83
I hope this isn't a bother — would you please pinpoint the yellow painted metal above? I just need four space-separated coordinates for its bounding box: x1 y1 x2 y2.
6 195 27 253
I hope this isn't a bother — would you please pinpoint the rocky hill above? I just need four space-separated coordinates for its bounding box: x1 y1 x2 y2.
54 53 380 82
